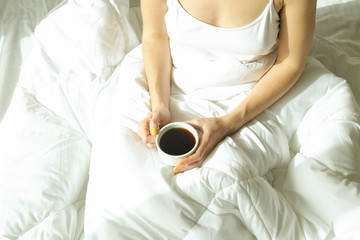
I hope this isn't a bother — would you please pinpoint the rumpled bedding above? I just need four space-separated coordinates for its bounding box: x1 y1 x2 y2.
0 0 359 239
84 48 360 239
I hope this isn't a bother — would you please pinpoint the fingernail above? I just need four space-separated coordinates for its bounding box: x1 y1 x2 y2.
173 168 180 173
177 163 184 166
151 128 158 136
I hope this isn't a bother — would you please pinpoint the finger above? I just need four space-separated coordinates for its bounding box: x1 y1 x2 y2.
179 141 207 166
149 117 159 136
173 162 184 174
144 134 157 146
173 137 211 173
138 120 149 142
179 154 198 166
146 142 157 149
138 114 154 143
173 160 202 174
174 151 203 172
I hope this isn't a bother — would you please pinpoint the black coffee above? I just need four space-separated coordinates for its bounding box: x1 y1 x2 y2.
159 128 196 155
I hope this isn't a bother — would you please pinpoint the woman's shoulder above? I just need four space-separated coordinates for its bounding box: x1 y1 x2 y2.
275 0 317 13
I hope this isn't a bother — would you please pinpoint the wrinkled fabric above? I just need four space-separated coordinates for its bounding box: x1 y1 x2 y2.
81 42 360 238
0 0 360 239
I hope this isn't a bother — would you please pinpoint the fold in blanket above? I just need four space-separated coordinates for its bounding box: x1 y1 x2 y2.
83 46 360 239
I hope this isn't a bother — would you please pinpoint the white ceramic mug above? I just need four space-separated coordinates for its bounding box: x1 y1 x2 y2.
156 122 199 166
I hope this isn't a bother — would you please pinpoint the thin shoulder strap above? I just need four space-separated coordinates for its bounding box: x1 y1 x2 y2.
166 0 175 8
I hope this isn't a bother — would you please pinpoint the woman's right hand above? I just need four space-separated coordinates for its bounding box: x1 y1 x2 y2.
138 107 171 148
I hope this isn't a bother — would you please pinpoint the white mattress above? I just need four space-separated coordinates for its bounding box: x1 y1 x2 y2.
0 0 359 239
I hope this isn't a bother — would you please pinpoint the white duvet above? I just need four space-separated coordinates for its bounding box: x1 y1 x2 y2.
0 0 360 239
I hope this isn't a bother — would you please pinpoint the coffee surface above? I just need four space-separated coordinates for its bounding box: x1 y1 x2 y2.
159 128 195 155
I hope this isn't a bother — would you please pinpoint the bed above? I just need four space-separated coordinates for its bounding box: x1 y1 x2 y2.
0 0 359 239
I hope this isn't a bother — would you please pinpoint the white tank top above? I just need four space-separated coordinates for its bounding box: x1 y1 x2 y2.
165 0 280 100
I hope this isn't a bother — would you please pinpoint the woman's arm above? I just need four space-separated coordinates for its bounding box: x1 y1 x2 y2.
138 0 172 147
221 0 317 135
141 0 172 111
174 0 317 173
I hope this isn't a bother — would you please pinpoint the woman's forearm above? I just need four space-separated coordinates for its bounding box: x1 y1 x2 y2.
140 0 172 112
220 61 304 135
220 0 316 136
142 36 172 111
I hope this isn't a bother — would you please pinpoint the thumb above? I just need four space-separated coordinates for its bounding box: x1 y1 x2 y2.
149 116 159 136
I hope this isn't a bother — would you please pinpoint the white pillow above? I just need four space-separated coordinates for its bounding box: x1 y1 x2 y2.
34 0 139 76
16 0 141 136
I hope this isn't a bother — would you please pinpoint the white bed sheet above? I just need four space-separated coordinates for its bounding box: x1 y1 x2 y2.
0 0 359 239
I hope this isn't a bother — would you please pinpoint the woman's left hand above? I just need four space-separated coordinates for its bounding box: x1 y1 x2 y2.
173 117 229 174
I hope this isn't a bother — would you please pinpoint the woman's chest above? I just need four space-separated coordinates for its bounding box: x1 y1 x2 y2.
176 0 282 29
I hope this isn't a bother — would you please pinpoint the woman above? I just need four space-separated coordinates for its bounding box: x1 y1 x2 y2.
84 0 318 237
137 0 317 173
